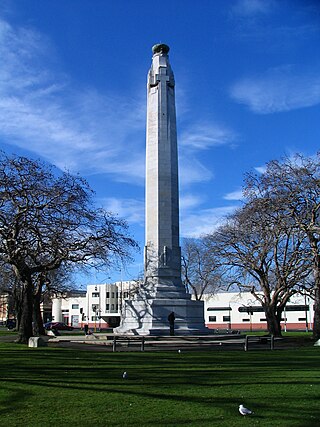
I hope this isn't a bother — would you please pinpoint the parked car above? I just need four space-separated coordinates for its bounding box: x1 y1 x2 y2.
6 319 17 330
44 322 73 331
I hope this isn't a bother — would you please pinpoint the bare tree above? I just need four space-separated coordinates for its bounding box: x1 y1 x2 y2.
245 153 320 339
0 152 138 343
32 265 75 336
181 238 223 301
206 199 311 336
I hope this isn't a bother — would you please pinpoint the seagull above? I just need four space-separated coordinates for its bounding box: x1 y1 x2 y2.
239 404 254 416
122 371 128 379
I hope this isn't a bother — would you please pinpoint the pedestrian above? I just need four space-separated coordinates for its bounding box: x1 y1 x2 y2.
168 311 175 336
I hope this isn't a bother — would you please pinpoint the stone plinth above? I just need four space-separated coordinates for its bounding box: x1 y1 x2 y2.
115 297 205 336
28 337 47 347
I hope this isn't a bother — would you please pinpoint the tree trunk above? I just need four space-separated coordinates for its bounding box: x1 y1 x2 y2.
13 286 23 331
313 286 320 340
16 277 34 344
265 306 282 337
33 286 45 336
309 237 320 340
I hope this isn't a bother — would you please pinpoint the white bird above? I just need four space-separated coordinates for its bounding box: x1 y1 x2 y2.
122 371 128 379
178 349 181 353
239 404 254 416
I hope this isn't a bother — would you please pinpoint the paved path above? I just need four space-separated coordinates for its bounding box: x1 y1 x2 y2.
0 331 314 351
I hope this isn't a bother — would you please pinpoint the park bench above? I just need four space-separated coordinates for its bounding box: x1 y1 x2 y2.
244 334 275 351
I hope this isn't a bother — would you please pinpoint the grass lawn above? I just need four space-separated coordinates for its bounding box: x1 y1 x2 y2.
0 341 319 426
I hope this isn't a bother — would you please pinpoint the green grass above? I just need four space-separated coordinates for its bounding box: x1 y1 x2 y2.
0 330 17 336
0 342 319 426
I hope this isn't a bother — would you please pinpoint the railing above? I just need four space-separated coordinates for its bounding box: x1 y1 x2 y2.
112 336 145 352
244 334 274 351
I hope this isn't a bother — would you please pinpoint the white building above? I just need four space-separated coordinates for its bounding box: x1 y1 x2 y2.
51 281 138 329
203 292 314 332
51 285 314 332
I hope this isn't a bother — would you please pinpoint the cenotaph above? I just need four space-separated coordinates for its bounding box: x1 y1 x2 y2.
115 44 205 335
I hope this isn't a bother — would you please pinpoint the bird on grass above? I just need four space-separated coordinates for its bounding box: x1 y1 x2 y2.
239 404 254 416
122 371 128 379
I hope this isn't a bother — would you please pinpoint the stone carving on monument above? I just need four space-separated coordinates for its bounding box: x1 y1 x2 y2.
114 44 206 335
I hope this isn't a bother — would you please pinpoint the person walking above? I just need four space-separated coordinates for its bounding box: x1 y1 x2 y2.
168 312 175 336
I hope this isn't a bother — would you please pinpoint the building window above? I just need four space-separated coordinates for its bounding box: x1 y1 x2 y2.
111 304 115 310
111 292 115 298
242 319 250 322
124 292 128 298
285 305 309 312
209 316 216 322
298 317 307 321
106 304 110 311
260 318 267 321
106 292 110 298
116 292 119 298
238 306 264 313
92 304 99 311
92 292 99 298
223 316 231 322
116 304 118 310
91 316 99 321
72 304 79 309
207 307 232 311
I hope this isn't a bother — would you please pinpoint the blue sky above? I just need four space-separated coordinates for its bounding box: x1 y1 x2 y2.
0 0 319 285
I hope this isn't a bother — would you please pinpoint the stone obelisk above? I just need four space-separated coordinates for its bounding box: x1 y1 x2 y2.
115 44 205 335
145 43 186 297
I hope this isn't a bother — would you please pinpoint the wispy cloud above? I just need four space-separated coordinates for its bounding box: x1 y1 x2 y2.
180 122 236 150
101 197 144 225
223 190 244 201
181 206 237 238
0 18 146 182
254 165 267 174
178 121 237 186
231 0 274 17
179 156 213 186
180 194 205 210
180 188 240 238
230 66 320 114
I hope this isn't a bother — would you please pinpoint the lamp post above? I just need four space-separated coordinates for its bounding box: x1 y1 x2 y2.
284 305 287 333
92 306 101 332
304 292 309 333
98 308 101 331
247 306 253 332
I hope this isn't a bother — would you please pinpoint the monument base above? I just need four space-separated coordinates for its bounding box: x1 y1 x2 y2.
114 296 206 336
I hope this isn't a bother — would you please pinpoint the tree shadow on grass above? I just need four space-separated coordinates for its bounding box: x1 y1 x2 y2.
0 378 318 427
0 345 319 425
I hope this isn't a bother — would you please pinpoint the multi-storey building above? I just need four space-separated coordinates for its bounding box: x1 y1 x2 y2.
51 281 138 329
